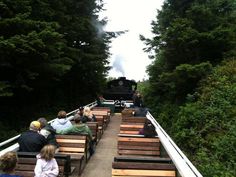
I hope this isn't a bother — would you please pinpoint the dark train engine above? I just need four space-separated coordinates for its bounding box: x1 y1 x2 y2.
103 77 137 106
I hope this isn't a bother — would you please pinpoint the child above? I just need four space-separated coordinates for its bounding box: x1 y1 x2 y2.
34 145 59 177
0 151 21 177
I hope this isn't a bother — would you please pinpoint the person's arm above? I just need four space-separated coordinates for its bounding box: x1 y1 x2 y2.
34 159 43 177
85 125 93 140
44 159 59 177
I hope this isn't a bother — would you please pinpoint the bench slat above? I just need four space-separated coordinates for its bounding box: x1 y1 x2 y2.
112 169 176 176
59 147 85 152
118 137 160 143
56 139 86 143
112 162 175 170
118 145 160 150
118 150 160 156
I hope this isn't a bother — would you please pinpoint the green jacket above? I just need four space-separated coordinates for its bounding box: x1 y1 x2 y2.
56 124 93 140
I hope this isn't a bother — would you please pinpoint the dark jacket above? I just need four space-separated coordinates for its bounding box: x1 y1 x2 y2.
42 124 59 148
18 130 47 152
133 95 143 107
81 114 97 123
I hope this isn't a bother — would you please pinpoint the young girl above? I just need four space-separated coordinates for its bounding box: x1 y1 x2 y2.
0 151 21 177
34 145 59 177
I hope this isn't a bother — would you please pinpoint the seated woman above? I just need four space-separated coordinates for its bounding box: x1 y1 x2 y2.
139 119 157 138
51 110 72 131
0 151 22 177
81 107 97 123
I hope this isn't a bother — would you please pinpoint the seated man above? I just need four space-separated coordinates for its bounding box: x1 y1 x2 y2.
38 117 59 148
18 121 47 152
56 116 92 140
56 116 94 155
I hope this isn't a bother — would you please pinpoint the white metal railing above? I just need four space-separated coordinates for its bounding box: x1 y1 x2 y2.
0 103 202 177
0 101 97 156
146 111 203 177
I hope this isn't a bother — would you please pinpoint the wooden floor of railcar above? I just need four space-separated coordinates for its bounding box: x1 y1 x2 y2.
71 113 121 177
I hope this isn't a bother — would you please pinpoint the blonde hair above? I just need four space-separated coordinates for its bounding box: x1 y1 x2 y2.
40 145 56 161
83 107 92 118
0 151 18 173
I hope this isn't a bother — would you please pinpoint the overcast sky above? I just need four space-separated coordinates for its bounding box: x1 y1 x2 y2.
100 0 164 81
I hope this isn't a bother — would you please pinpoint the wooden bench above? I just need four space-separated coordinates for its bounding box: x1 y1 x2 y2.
92 107 111 115
92 110 110 127
121 117 146 123
86 122 98 143
55 134 89 174
121 108 135 118
117 135 160 157
15 152 72 177
93 115 105 137
120 117 147 134
120 123 144 135
112 156 176 177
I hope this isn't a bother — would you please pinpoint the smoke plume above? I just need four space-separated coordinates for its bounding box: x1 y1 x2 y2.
113 55 125 76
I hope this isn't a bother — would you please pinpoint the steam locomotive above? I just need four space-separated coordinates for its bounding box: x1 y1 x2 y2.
103 77 137 102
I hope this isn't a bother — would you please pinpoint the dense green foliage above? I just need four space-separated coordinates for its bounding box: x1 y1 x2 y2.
174 60 236 176
0 0 111 141
142 0 236 176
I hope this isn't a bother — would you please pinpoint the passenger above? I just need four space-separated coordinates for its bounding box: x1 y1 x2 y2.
0 151 21 177
51 110 72 131
34 144 59 177
56 116 93 141
77 107 84 117
96 94 105 107
139 119 157 138
18 121 47 152
133 107 148 117
38 118 59 148
56 116 95 155
81 107 97 123
133 92 143 107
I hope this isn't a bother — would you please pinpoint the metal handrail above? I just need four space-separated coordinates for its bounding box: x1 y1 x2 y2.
146 111 203 177
0 103 203 177
0 101 98 152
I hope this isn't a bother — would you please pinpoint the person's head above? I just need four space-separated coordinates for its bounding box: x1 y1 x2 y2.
137 92 141 97
38 117 48 129
74 117 81 124
29 121 41 131
83 107 91 117
78 107 84 116
57 110 67 119
0 151 18 173
40 144 56 161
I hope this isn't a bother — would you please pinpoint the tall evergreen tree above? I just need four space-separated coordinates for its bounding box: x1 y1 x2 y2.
0 0 111 135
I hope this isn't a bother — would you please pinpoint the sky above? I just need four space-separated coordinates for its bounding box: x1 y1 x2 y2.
100 0 164 81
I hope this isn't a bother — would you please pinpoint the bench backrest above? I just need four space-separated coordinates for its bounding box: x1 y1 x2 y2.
15 152 71 177
121 117 146 123
120 123 144 135
86 122 98 142
92 107 111 114
56 134 89 160
112 156 176 177
118 136 160 156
